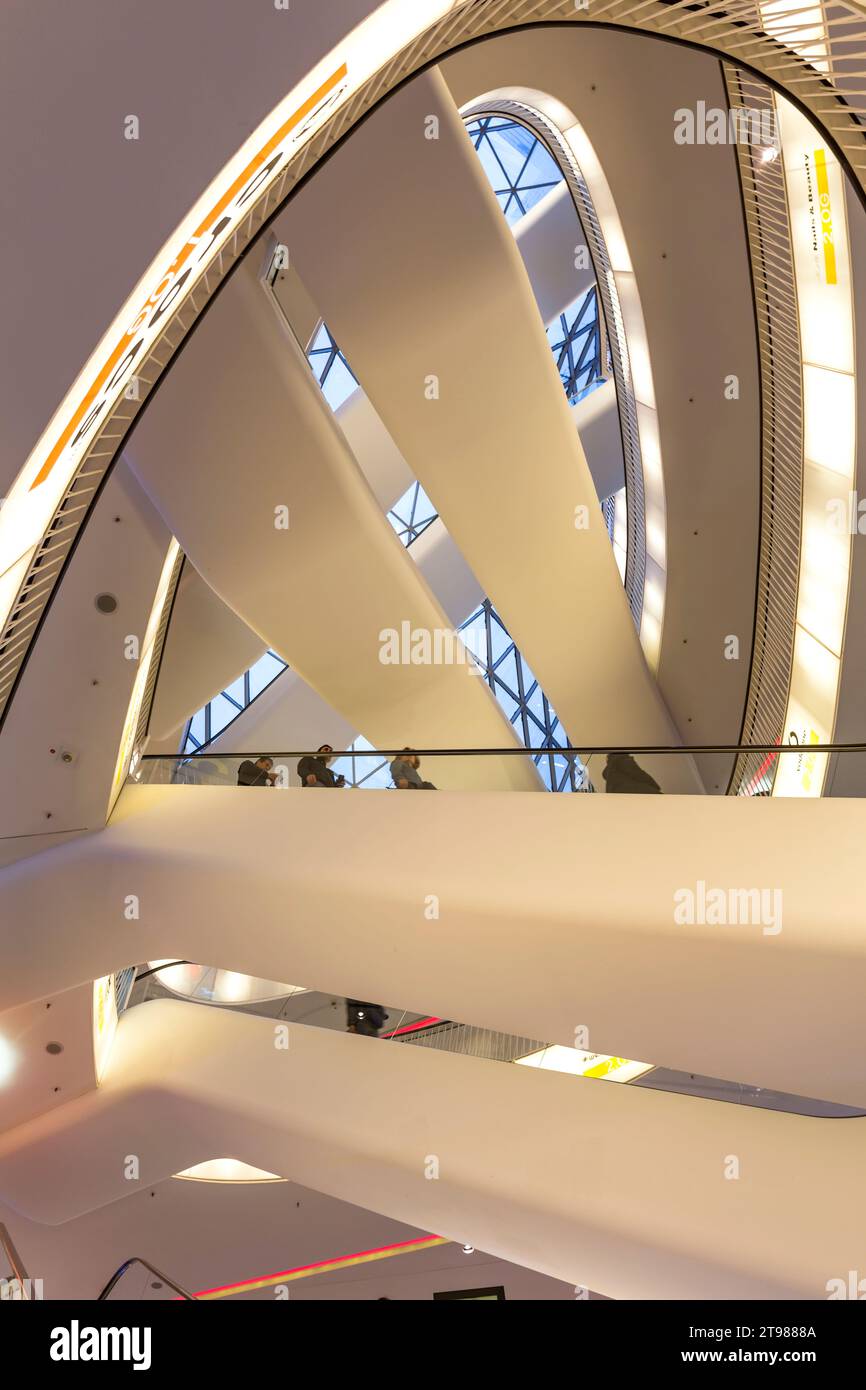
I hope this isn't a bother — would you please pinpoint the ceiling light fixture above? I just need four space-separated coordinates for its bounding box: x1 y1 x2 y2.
173 1159 286 1184
0 1035 16 1085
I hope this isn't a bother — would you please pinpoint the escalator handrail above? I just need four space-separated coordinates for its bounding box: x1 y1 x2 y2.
0 1222 30 1295
97 1257 197 1301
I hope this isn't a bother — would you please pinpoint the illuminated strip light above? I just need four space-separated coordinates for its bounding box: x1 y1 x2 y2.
515 1045 654 1083
382 1016 441 1037
92 975 119 1085
195 1234 450 1300
761 12 856 797
0 0 464 646
759 2 829 73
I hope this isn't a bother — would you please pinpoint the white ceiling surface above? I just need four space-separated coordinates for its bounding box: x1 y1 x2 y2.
1 1000 862 1300
147 564 266 745
126 258 539 793
0 0 381 486
0 985 95 1134
4 784 866 1106
0 1176 574 1303
277 68 681 754
442 30 760 786
0 462 169 863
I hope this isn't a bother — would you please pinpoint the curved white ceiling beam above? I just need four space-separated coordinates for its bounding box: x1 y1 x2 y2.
148 565 267 744
2 0 858 748
153 168 613 753
205 515 484 763
125 258 538 792
512 179 595 326
279 69 677 750
0 999 861 1303
2 784 866 1107
441 29 760 780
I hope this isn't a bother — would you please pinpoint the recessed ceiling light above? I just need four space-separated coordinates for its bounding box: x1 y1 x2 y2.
45 1041 64 1055
461 1244 474 1255
173 1159 286 1184
94 593 118 613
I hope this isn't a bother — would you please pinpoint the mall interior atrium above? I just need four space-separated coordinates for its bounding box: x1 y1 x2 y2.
1 0 866 1308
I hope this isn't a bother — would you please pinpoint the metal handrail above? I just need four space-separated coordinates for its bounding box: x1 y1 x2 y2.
97 1257 196 1302
136 741 866 759
723 64 803 797
0 1223 30 1297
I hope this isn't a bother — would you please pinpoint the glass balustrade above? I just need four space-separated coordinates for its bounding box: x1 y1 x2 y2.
127 742 866 797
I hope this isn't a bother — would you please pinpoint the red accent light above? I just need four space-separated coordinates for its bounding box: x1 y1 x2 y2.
194 1234 445 1299
381 1016 440 1038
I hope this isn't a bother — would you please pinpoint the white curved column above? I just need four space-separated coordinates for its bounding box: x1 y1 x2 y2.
513 179 595 324
0 999 861 1303
210 516 484 761
148 565 266 744
570 381 623 501
2 785 866 1107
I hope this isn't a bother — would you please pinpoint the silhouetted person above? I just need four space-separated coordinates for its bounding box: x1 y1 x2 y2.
602 753 661 794
390 748 436 789
297 743 346 788
237 755 277 787
346 1000 388 1037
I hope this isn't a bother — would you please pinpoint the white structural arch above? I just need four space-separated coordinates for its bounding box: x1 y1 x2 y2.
2 0 866 753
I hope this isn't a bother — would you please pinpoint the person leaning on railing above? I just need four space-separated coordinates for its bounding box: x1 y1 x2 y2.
390 748 437 790
602 752 661 794
297 744 346 788
237 755 277 787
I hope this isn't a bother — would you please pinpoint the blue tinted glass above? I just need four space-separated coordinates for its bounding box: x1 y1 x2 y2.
209 693 240 738
320 354 357 411
487 617 512 665
493 688 521 722
522 138 560 187
223 675 246 707
475 140 510 192
518 183 557 218
490 123 536 181
494 650 520 695
248 651 286 701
